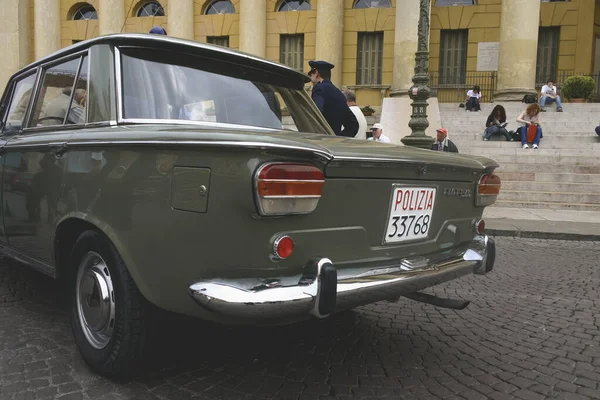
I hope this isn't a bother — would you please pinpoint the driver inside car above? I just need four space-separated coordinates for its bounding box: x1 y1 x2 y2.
38 87 86 126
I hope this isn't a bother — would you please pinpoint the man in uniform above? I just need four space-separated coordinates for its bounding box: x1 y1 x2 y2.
308 60 358 137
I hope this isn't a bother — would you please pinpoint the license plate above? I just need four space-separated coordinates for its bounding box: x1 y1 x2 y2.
384 186 436 244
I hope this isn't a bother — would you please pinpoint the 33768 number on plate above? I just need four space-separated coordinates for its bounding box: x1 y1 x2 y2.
384 187 436 243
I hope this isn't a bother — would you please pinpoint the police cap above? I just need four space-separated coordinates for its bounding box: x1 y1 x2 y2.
307 60 335 75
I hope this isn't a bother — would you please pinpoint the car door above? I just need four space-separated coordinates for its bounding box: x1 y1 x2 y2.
0 70 39 247
2 53 88 271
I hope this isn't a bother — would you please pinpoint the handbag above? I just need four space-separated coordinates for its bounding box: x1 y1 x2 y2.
527 124 537 143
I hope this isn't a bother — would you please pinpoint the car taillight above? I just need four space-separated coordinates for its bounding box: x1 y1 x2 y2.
255 162 325 216
476 173 501 206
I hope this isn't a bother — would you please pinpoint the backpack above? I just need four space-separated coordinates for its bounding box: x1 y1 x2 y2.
522 94 537 104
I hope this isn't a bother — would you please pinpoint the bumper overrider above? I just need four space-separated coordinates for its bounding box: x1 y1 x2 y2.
188 235 496 321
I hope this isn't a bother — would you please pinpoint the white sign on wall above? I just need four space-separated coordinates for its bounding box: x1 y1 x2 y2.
477 42 500 72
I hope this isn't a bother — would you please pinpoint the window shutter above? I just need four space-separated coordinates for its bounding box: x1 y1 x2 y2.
439 30 468 84
536 27 560 85
280 34 305 71
356 32 383 85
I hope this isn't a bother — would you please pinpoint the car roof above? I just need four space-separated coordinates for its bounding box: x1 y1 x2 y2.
13 33 311 87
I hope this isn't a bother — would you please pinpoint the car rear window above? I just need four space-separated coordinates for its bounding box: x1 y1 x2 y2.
118 48 330 134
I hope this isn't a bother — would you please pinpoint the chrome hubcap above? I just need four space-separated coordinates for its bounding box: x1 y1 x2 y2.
76 252 115 349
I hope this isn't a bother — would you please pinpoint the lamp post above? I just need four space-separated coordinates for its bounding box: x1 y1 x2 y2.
401 0 435 149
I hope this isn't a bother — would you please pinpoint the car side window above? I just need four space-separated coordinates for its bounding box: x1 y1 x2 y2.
28 56 88 128
2 73 37 135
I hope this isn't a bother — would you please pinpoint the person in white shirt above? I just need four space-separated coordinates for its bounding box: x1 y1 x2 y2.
539 79 563 112
465 85 482 111
368 123 391 143
342 90 367 140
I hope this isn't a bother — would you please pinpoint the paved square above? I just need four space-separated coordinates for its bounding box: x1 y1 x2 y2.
0 237 598 399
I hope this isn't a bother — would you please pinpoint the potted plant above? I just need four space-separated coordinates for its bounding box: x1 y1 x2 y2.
560 75 596 103
361 105 375 116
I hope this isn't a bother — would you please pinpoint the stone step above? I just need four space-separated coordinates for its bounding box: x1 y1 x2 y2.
439 103 600 110
446 133 600 139
440 111 600 118
496 172 600 184
498 190 600 204
441 122 600 128
502 180 600 194
459 147 600 157
490 200 600 212
484 154 599 165
495 163 600 174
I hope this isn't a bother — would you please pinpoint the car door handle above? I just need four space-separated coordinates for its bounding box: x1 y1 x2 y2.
49 142 68 158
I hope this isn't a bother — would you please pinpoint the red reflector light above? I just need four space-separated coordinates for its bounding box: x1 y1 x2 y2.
274 235 294 259
475 219 485 234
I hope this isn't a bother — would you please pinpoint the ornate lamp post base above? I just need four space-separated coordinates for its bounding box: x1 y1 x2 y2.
401 0 434 150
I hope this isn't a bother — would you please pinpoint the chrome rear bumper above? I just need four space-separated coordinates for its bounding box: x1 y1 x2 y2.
188 235 495 321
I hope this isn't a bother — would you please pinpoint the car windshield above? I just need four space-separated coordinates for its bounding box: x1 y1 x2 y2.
119 48 330 134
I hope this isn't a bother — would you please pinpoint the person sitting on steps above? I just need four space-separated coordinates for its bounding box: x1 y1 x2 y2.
516 103 543 150
483 104 513 142
539 79 563 112
465 85 482 112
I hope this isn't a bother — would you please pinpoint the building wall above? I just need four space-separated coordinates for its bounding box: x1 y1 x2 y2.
61 0 100 47
342 0 395 107
195 0 240 49
265 0 317 73
10 0 600 108
539 0 595 75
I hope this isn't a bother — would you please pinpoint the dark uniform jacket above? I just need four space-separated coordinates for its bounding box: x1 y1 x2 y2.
311 80 358 137
430 139 459 153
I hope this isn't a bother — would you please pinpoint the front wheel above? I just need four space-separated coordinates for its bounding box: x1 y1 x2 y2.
69 230 148 379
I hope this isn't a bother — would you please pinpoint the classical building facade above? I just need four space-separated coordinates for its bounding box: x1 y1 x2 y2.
1 0 600 107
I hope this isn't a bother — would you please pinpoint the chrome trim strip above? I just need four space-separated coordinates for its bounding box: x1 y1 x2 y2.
188 236 492 320
262 195 321 199
20 121 111 136
0 241 55 278
63 56 85 125
260 179 325 183
85 48 91 124
118 117 294 133
114 47 123 124
22 68 42 130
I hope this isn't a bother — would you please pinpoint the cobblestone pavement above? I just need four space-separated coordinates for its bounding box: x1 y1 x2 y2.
0 237 599 400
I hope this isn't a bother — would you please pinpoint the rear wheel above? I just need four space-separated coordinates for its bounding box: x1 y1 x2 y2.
69 230 148 379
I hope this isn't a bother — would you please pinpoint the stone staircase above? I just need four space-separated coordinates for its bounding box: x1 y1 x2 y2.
439 102 600 211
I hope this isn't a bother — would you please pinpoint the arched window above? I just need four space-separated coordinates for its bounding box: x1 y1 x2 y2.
278 0 311 11
137 1 165 17
353 0 392 8
205 0 236 14
72 4 98 20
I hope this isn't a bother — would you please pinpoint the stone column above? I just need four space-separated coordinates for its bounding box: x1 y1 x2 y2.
380 0 440 145
315 0 344 86
0 0 30 91
99 0 125 36
168 0 194 40
390 0 420 97
34 0 60 60
494 0 540 101
239 0 266 58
